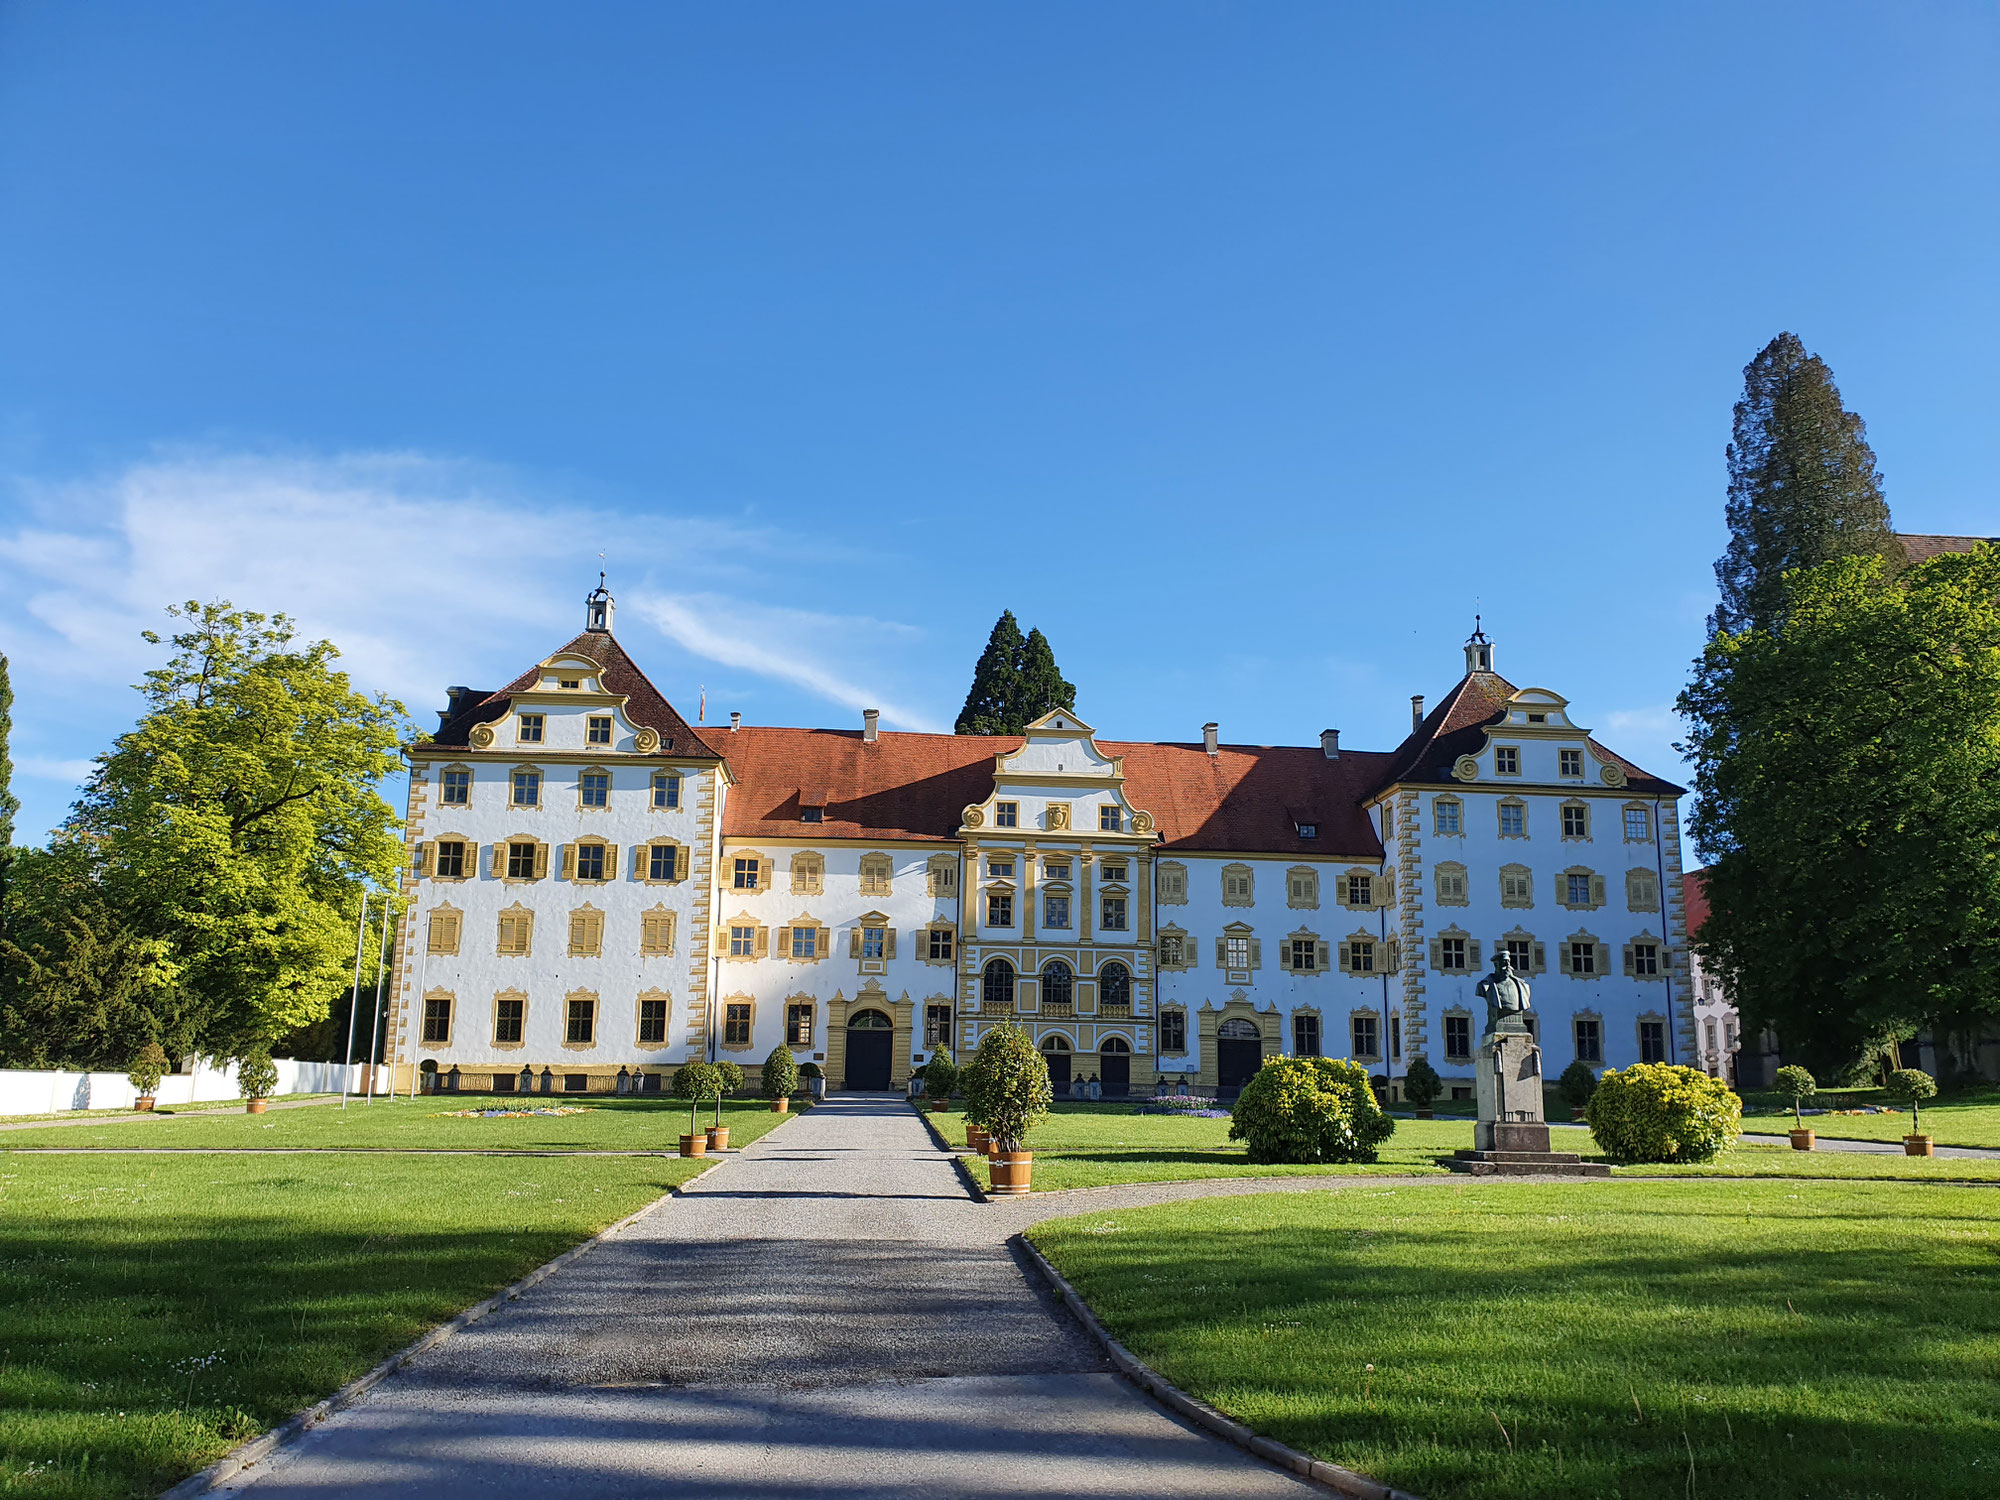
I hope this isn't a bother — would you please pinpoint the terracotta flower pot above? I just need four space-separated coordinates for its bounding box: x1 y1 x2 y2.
706 1126 730 1151
134 1097 156 1112
771 1097 789 1113
1789 1128 1814 1151
679 1133 707 1158
988 1150 1034 1196
246 1099 268 1115
1904 1134 1934 1157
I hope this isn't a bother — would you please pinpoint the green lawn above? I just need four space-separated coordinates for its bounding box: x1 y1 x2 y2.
1032 1181 2000 1500
0 1102 792 1499
0 1095 787 1153
1740 1086 2000 1148
0 1097 342 1126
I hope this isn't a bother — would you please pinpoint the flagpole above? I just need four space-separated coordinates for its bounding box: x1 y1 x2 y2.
341 892 369 1109
366 906 392 1102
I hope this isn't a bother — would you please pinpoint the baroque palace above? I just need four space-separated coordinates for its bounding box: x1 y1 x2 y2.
385 582 1692 1100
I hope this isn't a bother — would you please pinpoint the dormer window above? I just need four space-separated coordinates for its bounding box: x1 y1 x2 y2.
560 678 581 690
1528 712 1547 724
1296 821 1318 840
587 716 613 745
518 714 545 744
800 806 824 824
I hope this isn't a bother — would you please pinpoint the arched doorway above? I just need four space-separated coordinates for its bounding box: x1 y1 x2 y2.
1040 1034 1073 1095
982 958 1016 1013
1217 1016 1263 1090
1099 1035 1131 1097
845 1009 894 1090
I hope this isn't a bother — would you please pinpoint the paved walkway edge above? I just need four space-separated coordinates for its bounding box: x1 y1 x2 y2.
156 1118 790 1500
1015 1233 1424 1500
909 1101 988 1202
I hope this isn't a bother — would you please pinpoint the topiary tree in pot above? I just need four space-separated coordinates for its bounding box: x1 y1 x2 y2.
1774 1064 1817 1149
1557 1059 1599 1120
128 1041 170 1111
1883 1068 1938 1155
958 1043 992 1151
972 1023 1051 1194
1401 1056 1442 1118
922 1048 958 1111
762 1047 800 1112
708 1059 745 1146
797 1060 823 1099
1586 1063 1741 1164
237 1050 279 1114
673 1061 722 1155
1228 1056 1394 1164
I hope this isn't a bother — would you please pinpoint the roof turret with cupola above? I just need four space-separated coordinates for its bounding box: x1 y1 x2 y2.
419 577 722 760
1369 621 1681 796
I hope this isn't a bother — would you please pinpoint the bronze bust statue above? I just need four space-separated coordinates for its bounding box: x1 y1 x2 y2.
1475 948 1532 1031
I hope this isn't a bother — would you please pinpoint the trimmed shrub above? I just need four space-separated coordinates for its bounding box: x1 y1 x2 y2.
1401 1056 1442 1109
713 1060 746 1097
761 1047 799 1101
969 1023 1050 1149
1882 1068 1938 1135
1557 1059 1599 1116
673 1060 723 1135
798 1060 823 1081
1774 1064 1816 1126
1229 1057 1394 1165
923 1048 958 1103
127 1041 170 1098
1585 1063 1741 1164
236 1050 279 1102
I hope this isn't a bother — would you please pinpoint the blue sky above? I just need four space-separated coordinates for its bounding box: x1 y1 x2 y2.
2 2 1995 843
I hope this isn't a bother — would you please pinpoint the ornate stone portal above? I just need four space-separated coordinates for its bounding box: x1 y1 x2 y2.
1450 950 1609 1177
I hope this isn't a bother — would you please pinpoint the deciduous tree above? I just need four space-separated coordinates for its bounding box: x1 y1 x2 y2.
64 602 408 1053
1680 547 2000 1077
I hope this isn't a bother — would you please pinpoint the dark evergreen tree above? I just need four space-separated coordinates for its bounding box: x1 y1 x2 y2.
1015 628 1077 724
1710 333 1898 636
955 612 1027 734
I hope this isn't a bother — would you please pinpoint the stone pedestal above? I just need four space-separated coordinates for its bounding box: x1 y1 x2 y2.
1452 1017 1608 1177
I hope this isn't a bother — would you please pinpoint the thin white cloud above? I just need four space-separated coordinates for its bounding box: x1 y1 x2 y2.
1603 705 1682 737
632 592 945 733
14 756 97 781
0 447 947 830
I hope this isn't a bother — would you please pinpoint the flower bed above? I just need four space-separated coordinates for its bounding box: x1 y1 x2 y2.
433 1106 596 1119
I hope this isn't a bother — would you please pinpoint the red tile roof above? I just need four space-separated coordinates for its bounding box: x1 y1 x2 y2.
1897 532 2000 566
718 727 1390 856
428 631 723 759
1682 868 1710 939
1368 669 1682 798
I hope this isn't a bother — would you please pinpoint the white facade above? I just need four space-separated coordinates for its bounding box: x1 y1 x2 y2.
386 606 1693 1100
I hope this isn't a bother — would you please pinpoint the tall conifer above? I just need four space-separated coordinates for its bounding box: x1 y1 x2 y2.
1710 332 1897 636
1015 628 1077 724
955 612 1027 734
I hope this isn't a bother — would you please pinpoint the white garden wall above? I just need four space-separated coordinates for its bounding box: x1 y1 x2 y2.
0 1058 365 1116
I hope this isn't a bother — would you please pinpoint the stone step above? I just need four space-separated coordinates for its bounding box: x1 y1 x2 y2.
1448 1159 1612 1177
1454 1148 1588 1164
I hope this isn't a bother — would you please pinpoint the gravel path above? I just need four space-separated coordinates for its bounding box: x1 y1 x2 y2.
1737 1132 2000 1159
217 1095 1332 1498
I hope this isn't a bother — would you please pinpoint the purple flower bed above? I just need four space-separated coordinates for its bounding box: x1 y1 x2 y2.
1140 1097 1230 1118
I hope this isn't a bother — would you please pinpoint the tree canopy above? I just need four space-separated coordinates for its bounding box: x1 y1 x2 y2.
56 602 409 1054
1710 332 1898 637
955 612 1076 734
1679 546 2000 1078
0 652 17 898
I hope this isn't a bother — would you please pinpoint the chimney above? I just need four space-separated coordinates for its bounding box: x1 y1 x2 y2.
863 708 880 744
1202 722 1219 756
729 711 741 733
1320 729 1340 759
1411 695 1425 731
